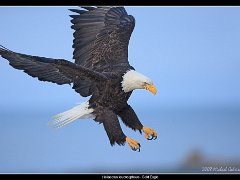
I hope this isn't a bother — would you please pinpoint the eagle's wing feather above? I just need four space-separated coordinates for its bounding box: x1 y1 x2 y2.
0 46 107 88
70 6 135 69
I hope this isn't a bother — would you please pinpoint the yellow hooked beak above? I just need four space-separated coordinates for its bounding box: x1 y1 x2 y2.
144 84 157 95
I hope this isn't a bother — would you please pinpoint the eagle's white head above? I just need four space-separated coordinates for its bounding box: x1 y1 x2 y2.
121 70 157 95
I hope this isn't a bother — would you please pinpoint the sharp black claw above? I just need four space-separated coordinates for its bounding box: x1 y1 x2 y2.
132 146 140 152
154 136 157 140
138 143 141 147
147 136 154 140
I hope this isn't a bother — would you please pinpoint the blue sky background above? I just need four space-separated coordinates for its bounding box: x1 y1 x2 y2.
0 7 240 173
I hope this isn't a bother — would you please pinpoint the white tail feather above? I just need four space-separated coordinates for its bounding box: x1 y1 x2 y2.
49 101 95 128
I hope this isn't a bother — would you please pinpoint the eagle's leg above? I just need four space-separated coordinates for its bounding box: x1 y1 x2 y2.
118 105 157 140
94 108 140 151
118 105 143 132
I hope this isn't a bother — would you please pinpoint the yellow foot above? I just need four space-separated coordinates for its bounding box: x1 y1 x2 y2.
126 137 141 152
142 127 157 140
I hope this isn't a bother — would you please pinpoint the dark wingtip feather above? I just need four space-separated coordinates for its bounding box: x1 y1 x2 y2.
96 6 107 8
0 45 9 51
0 45 14 54
80 6 96 11
69 15 79 19
69 9 86 14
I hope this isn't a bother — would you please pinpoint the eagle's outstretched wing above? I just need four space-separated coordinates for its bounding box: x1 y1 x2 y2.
70 6 135 69
1 7 135 97
69 6 135 96
0 46 107 89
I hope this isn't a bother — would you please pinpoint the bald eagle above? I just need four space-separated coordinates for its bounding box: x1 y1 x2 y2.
0 6 157 152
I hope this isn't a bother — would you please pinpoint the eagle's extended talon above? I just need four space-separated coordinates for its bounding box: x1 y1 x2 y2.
148 133 157 140
142 127 157 141
126 137 141 152
147 136 154 140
